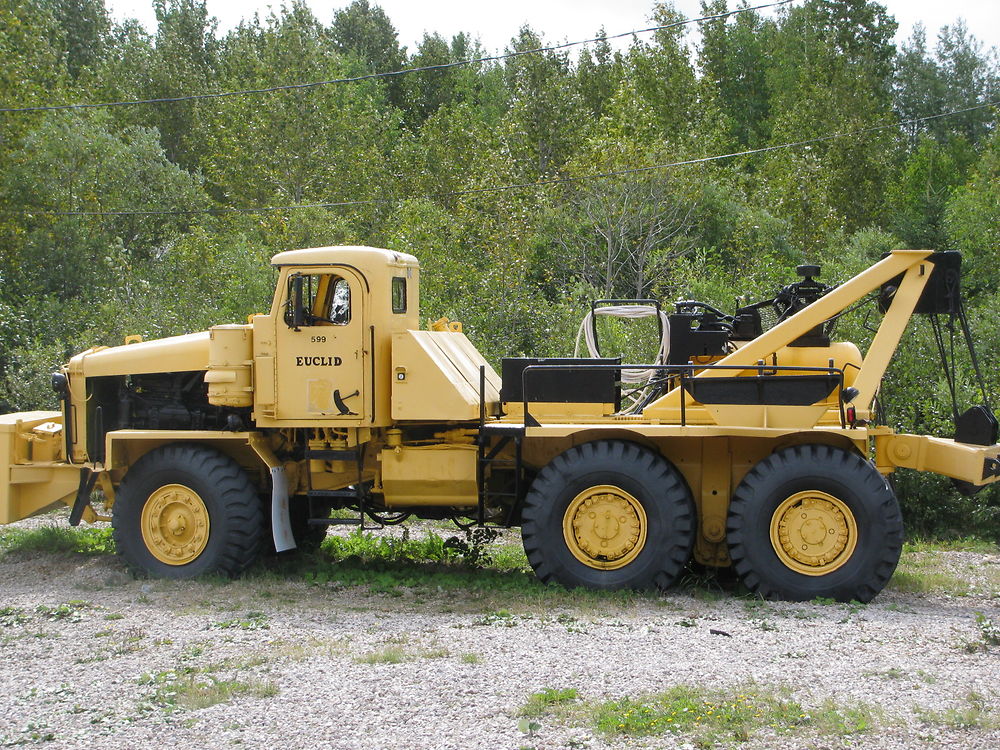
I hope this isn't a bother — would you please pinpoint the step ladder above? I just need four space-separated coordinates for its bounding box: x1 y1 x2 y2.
304 446 370 528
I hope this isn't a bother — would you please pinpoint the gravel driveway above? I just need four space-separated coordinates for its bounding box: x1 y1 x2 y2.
0 518 997 750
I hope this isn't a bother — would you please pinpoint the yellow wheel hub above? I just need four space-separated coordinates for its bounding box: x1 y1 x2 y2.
770 490 857 576
563 485 647 570
140 484 210 565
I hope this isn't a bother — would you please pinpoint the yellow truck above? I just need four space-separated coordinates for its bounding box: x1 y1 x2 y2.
2 245 997 601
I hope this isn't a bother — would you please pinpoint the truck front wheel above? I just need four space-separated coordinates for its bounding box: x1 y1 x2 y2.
726 444 902 602
113 444 265 579
521 441 695 590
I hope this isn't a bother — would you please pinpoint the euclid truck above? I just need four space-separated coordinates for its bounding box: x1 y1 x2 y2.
2 245 998 602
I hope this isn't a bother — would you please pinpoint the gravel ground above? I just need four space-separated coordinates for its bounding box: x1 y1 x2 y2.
0 516 998 750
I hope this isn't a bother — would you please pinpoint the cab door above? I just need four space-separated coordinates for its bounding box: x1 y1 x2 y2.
273 268 366 422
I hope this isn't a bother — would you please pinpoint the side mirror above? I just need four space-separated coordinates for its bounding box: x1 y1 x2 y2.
284 274 306 330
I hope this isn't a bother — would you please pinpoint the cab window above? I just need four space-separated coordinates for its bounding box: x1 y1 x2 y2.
391 277 406 314
284 273 351 327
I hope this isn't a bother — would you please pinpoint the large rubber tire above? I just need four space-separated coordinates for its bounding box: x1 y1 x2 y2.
113 444 265 579
521 440 695 590
727 444 902 603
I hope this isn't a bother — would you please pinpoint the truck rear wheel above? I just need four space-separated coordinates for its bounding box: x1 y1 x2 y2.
726 444 902 602
521 441 695 590
113 444 265 579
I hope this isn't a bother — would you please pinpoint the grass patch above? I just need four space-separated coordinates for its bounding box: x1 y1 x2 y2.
460 652 481 664
212 611 270 631
0 526 114 557
903 538 998 554
519 687 579 717
139 670 277 711
889 570 970 596
264 528 654 612
590 685 877 745
272 636 352 661
916 692 999 730
354 646 409 664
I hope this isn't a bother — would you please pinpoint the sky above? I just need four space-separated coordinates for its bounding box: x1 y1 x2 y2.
106 0 1000 54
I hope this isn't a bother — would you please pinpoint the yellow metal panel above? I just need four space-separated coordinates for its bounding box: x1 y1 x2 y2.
207 325 254 407
702 404 830 429
104 430 260 470
74 332 210 377
0 411 80 524
379 444 478 506
270 245 418 271
443 333 503 395
391 330 500 421
851 263 930 413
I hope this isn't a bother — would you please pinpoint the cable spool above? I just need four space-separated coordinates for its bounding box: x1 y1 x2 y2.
573 304 671 383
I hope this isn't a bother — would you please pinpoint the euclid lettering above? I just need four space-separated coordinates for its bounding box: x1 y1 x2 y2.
295 356 342 366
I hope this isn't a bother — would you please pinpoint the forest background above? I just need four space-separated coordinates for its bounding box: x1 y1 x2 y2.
1 0 998 537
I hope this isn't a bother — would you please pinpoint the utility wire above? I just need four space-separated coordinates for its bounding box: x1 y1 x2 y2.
5 98 996 218
0 0 794 114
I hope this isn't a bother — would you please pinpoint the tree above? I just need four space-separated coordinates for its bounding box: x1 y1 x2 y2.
944 130 1000 292
503 26 589 178
887 134 974 249
330 0 405 106
0 0 68 155
145 0 220 168
201 3 394 238
576 32 622 121
935 21 998 145
2 116 206 297
625 2 698 140
758 0 899 249
894 21 999 145
39 0 111 78
698 0 772 148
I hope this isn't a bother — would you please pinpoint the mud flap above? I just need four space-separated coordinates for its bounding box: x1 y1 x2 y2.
270 466 296 552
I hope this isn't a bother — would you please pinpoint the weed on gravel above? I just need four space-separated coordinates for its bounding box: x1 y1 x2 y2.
916 691 1000 730
581 685 878 746
956 611 1000 653
211 610 270 631
138 669 278 712
519 688 580 718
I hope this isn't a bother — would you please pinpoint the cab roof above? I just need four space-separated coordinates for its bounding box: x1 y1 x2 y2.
270 245 419 269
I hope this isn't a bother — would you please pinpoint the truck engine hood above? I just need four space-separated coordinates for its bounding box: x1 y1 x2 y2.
69 332 211 378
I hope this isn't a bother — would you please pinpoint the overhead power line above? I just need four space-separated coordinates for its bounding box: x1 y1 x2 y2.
6 98 996 219
0 0 794 114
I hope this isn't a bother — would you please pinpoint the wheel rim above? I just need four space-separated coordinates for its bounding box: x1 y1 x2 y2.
140 484 210 565
562 485 648 570
769 490 857 576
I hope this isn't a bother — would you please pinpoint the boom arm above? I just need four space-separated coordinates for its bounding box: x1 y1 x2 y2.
643 249 934 420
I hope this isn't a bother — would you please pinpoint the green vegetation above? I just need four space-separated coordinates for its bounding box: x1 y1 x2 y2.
354 646 409 664
589 686 878 744
0 1 998 539
890 570 971 596
138 669 278 712
519 688 580 717
211 611 270 631
890 540 1000 597
916 692 1000 730
0 526 114 557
